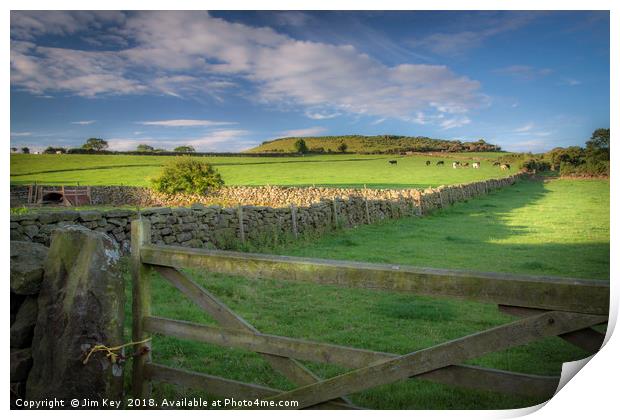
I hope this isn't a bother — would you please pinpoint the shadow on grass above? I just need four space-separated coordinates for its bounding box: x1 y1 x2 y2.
279 179 609 281
421 180 609 279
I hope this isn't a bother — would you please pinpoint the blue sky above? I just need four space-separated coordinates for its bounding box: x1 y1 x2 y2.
10 10 610 153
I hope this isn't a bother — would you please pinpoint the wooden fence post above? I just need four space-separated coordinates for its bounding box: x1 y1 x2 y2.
131 218 152 400
364 198 371 224
332 199 339 228
290 204 298 238
237 205 246 243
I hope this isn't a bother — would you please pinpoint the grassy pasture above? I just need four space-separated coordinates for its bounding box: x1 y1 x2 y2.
11 153 512 189
124 178 609 409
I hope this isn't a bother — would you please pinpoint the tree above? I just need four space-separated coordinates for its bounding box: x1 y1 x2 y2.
543 130 610 177
43 146 67 154
151 156 224 195
10 147 17 153
587 128 610 150
82 138 108 151
174 145 196 153
337 142 348 153
585 128 610 162
294 139 309 154
136 144 155 152
21 147 30 154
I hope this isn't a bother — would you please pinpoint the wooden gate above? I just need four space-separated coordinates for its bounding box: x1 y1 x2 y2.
130 219 608 409
28 185 92 206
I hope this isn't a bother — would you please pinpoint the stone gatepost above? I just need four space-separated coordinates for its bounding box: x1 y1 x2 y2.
26 226 125 404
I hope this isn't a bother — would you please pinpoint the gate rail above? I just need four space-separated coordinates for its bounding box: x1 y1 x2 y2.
130 219 608 409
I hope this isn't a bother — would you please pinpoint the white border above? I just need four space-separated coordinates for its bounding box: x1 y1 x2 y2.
3 2 616 420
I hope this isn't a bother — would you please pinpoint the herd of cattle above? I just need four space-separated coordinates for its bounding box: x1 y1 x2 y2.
388 159 511 170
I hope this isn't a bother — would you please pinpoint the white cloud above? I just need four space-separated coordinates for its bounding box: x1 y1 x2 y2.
409 12 538 55
515 123 534 132
561 78 582 86
10 131 32 137
139 119 236 127
495 65 553 81
71 120 96 125
11 40 146 97
273 12 313 27
107 129 253 152
150 75 236 100
513 123 553 138
10 11 125 40
410 31 488 56
279 127 327 137
11 11 484 127
440 116 471 130
304 111 341 120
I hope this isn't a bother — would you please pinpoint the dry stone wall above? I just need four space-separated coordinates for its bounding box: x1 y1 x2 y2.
10 186 30 207
11 174 526 254
84 185 424 208
11 173 525 209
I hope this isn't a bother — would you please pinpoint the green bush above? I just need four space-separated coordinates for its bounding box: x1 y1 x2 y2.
560 160 609 177
520 158 551 172
151 156 224 195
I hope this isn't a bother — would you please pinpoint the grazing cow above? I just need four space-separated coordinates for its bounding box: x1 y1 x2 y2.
389 160 398 165
452 161 460 169
472 162 480 169
500 163 511 171
462 162 470 167
436 161 444 166
493 161 501 166
426 160 431 166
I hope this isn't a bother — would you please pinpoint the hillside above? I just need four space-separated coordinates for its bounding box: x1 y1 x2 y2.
246 135 501 154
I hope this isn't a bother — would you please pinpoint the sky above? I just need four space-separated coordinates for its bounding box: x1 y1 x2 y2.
9 10 610 153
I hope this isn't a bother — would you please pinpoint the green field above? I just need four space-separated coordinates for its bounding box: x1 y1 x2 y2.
124 178 609 409
269 178 610 279
11 153 512 189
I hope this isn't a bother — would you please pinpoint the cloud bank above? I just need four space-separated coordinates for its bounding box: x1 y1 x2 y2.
11 11 484 129
106 129 254 152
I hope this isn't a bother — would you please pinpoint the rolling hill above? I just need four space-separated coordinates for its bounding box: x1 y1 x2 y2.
246 135 502 154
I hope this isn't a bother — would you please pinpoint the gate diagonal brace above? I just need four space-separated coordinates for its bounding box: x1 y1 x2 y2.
153 265 357 409
262 311 605 409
